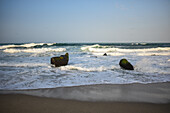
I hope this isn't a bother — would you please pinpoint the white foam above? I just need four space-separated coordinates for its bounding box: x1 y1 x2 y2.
91 52 124 56
3 48 66 53
59 65 116 72
0 63 48 67
19 43 44 48
1 43 170 90
137 52 170 56
0 45 17 49
140 43 147 45
117 47 170 52
81 44 101 51
135 58 170 74
81 44 170 53
0 43 54 49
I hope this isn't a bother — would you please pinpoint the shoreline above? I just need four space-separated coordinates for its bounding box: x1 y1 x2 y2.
0 94 170 113
0 82 170 103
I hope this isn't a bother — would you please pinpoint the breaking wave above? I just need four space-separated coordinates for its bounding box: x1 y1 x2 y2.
81 44 170 56
0 43 54 49
0 42 170 90
3 48 66 53
135 58 170 74
0 62 48 67
59 65 116 72
81 44 170 52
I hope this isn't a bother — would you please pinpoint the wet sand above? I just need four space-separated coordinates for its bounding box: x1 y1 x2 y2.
0 94 170 113
0 82 170 113
1 82 170 103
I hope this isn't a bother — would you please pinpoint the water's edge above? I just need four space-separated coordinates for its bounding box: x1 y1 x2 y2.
1 43 170 89
1 82 170 103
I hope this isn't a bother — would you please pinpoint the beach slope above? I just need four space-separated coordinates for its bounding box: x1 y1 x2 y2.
0 94 170 113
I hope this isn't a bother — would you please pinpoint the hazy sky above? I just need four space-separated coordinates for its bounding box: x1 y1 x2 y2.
0 0 170 43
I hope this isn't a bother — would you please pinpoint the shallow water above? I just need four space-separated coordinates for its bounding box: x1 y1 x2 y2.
0 43 170 89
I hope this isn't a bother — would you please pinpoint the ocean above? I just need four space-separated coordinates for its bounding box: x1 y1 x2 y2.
0 43 170 90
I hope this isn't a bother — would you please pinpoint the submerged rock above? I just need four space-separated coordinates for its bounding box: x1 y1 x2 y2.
51 53 69 67
119 59 134 70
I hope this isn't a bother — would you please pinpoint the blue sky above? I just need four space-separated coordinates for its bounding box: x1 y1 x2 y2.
0 0 170 43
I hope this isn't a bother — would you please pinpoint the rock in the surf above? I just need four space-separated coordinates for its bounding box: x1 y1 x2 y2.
103 53 107 56
119 59 134 70
51 53 69 67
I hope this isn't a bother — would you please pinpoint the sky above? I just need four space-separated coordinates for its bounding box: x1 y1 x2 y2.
0 0 170 43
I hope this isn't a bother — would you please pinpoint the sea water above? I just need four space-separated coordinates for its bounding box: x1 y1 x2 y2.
0 43 170 90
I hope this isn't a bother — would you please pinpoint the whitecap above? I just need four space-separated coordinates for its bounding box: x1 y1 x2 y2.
3 48 66 53
0 43 54 49
81 44 170 53
0 63 48 67
135 58 170 74
59 65 116 72
0 45 17 49
140 43 147 45
81 44 101 51
91 52 124 56
19 43 45 48
137 52 170 56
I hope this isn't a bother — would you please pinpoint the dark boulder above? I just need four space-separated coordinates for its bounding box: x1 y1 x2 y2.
103 53 107 56
51 53 69 67
119 59 134 70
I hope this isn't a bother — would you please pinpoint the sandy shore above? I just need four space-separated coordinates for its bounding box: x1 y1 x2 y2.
0 82 170 113
0 94 170 113
1 82 170 103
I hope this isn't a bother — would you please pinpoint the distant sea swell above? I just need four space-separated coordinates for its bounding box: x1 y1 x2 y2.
1 42 170 55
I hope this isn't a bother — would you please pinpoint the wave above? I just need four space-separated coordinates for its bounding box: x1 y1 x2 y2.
0 43 92 50
81 44 170 53
91 52 125 56
0 43 54 49
131 43 147 45
137 52 170 56
0 62 48 67
135 58 170 74
1 43 170 49
59 65 116 72
3 48 66 53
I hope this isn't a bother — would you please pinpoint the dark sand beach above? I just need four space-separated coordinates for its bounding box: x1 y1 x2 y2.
0 94 169 113
0 83 170 113
0 94 170 113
